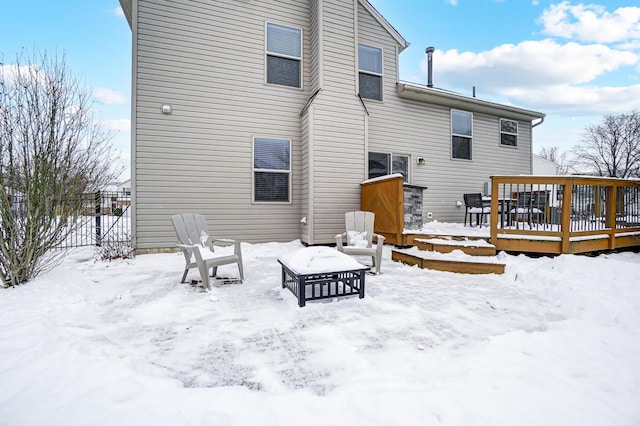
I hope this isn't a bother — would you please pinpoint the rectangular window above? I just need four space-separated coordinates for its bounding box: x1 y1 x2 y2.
368 152 409 181
266 22 302 88
451 110 472 160
500 118 518 147
358 44 382 101
253 137 291 202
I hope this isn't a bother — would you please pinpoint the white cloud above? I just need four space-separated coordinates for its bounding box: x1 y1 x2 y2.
447 0 458 5
420 40 640 115
539 2 640 44
114 6 125 17
93 87 127 105
102 118 131 133
532 0 540 5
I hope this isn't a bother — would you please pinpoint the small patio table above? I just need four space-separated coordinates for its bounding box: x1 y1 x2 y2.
278 247 368 307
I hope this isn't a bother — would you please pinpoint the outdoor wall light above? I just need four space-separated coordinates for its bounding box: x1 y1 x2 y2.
416 157 426 166
161 104 172 114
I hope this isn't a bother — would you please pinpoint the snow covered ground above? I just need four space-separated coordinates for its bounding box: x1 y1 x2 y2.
1 229 639 425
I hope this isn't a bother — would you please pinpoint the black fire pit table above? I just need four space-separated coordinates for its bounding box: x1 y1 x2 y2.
278 246 368 307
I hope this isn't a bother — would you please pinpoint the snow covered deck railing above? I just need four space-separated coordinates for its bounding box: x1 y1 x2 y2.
489 175 640 254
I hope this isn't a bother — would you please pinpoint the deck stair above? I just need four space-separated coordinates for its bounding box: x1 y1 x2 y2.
392 236 505 274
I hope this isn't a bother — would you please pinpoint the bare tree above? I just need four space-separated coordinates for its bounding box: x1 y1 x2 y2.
537 146 574 175
0 50 118 287
572 111 640 178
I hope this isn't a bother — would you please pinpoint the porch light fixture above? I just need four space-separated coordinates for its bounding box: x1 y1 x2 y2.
416 157 425 166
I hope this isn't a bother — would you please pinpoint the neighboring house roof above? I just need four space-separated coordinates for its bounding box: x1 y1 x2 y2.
397 81 546 122
358 0 409 51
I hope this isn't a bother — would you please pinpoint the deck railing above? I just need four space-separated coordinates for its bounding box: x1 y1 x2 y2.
489 175 640 254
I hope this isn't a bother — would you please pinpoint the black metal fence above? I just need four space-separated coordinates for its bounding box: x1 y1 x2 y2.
60 191 132 249
4 191 131 249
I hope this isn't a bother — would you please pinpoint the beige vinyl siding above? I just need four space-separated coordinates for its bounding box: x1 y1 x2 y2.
303 0 365 244
133 0 310 248
309 0 321 91
300 110 311 243
357 3 533 223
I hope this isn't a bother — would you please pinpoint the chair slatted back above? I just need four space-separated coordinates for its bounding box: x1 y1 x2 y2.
345 211 375 248
463 193 483 209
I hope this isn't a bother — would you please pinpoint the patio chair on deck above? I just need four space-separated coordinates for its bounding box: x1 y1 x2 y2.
336 211 385 274
171 213 244 288
511 192 548 227
464 193 490 227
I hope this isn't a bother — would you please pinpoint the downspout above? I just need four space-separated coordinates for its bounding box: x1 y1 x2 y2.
531 116 545 174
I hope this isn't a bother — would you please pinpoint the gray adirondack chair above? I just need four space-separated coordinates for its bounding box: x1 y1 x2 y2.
335 211 385 274
171 213 244 288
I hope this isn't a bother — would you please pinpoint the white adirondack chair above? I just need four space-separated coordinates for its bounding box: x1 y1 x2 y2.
171 213 244 288
335 211 385 274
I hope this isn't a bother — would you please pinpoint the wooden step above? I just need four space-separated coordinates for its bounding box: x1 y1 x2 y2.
391 248 505 275
413 237 496 256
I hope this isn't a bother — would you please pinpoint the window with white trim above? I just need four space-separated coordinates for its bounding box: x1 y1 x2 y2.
358 44 383 101
451 110 472 160
253 137 291 202
368 152 409 181
500 118 518 147
266 22 302 88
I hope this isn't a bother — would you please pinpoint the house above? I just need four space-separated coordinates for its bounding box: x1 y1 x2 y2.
533 154 559 176
117 179 132 197
119 0 545 252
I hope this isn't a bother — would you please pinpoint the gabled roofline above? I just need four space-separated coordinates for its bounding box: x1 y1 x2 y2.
397 81 546 122
119 0 133 29
358 0 409 52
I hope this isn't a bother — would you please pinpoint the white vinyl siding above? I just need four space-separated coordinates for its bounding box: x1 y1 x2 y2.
500 118 518 147
358 44 382 101
266 22 302 88
132 0 309 249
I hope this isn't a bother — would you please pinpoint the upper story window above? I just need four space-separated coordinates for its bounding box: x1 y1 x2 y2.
253 137 291 202
500 119 518 147
266 22 302 88
451 110 472 160
368 152 409 182
358 44 383 101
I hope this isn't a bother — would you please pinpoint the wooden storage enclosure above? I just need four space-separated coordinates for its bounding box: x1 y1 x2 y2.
360 174 427 244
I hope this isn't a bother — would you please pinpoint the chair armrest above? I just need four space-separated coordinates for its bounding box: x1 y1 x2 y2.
335 232 346 250
213 238 242 257
213 238 237 246
373 234 385 244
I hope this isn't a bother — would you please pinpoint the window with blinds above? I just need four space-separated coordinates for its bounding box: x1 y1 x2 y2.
500 118 518 147
358 44 383 101
253 137 291 202
451 110 473 160
266 22 302 88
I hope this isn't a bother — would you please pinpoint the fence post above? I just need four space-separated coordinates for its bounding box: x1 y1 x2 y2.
95 191 102 247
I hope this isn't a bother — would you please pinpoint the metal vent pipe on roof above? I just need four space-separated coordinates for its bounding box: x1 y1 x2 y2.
425 46 435 88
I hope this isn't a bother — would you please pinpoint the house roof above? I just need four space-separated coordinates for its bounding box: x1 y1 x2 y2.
119 0 132 28
358 0 409 51
119 0 409 51
396 81 546 122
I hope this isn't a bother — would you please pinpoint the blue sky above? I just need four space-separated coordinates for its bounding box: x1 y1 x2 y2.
2 0 639 179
